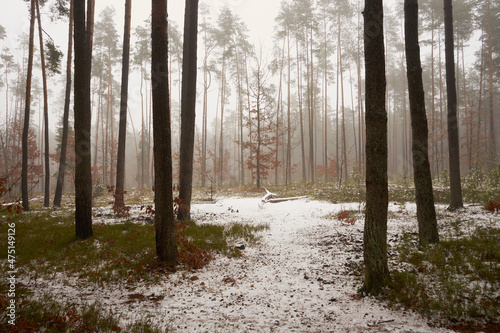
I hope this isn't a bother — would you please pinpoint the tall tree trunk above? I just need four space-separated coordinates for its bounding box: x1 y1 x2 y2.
256 78 262 189
402 52 409 175
444 0 463 210
323 15 328 181
404 0 439 246
21 0 36 212
201 57 209 187
54 0 73 207
431 8 438 177
477 30 485 163
350 67 358 166
487 0 496 168
296 42 306 182
438 31 445 180
140 65 145 189
335 22 340 182
115 0 132 208
340 39 347 181
152 0 177 264
104 56 111 185
35 0 50 207
286 30 292 185
178 0 199 220
219 52 226 186
3 57 10 191
362 0 390 295
276 40 285 186
236 50 244 186
109 53 115 186
357 3 364 175
74 0 94 239
93 73 102 176
309 26 315 184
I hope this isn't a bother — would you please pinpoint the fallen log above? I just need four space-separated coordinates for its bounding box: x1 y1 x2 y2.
266 196 308 203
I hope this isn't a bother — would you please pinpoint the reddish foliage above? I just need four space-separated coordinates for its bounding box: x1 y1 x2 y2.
173 197 189 218
140 204 155 216
6 318 38 332
110 187 131 217
175 221 212 269
484 200 500 213
315 156 339 180
0 177 23 216
1 117 43 195
336 210 356 225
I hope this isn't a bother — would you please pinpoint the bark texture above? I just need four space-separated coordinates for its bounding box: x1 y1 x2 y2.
152 0 178 264
362 0 390 295
74 0 93 239
178 0 199 220
115 0 132 208
444 0 464 210
404 0 440 245
21 0 36 212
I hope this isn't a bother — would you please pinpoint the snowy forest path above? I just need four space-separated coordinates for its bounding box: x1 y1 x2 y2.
180 197 451 332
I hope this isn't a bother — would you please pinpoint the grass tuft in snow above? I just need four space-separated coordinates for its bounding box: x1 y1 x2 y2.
125 318 164 333
225 222 269 244
0 292 122 332
384 226 500 328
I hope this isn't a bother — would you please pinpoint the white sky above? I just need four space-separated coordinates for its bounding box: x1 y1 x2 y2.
0 0 283 132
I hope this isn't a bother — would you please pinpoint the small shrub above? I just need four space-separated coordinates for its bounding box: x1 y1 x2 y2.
92 179 107 198
336 210 356 225
484 200 500 213
175 221 212 269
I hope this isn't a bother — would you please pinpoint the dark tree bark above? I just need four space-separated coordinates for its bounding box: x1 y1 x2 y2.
54 0 74 207
152 0 177 264
362 0 390 295
404 0 439 246
444 0 463 210
115 0 132 208
21 0 36 212
74 0 94 239
36 0 51 208
178 0 199 220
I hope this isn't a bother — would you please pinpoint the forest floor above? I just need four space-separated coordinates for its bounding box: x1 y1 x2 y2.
3 191 498 332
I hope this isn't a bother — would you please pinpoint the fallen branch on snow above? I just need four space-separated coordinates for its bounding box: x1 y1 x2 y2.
261 188 279 202
260 188 307 205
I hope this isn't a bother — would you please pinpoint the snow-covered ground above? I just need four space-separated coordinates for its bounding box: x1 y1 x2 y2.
22 197 498 332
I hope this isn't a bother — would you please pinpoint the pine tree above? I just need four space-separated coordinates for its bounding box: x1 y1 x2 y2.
115 0 132 209
54 0 74 207
444 0 464 210
21 0 36 212
74 0 94 239
178 0 199 220
362 0 390 295
152 0 177 264
404 0 439 245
